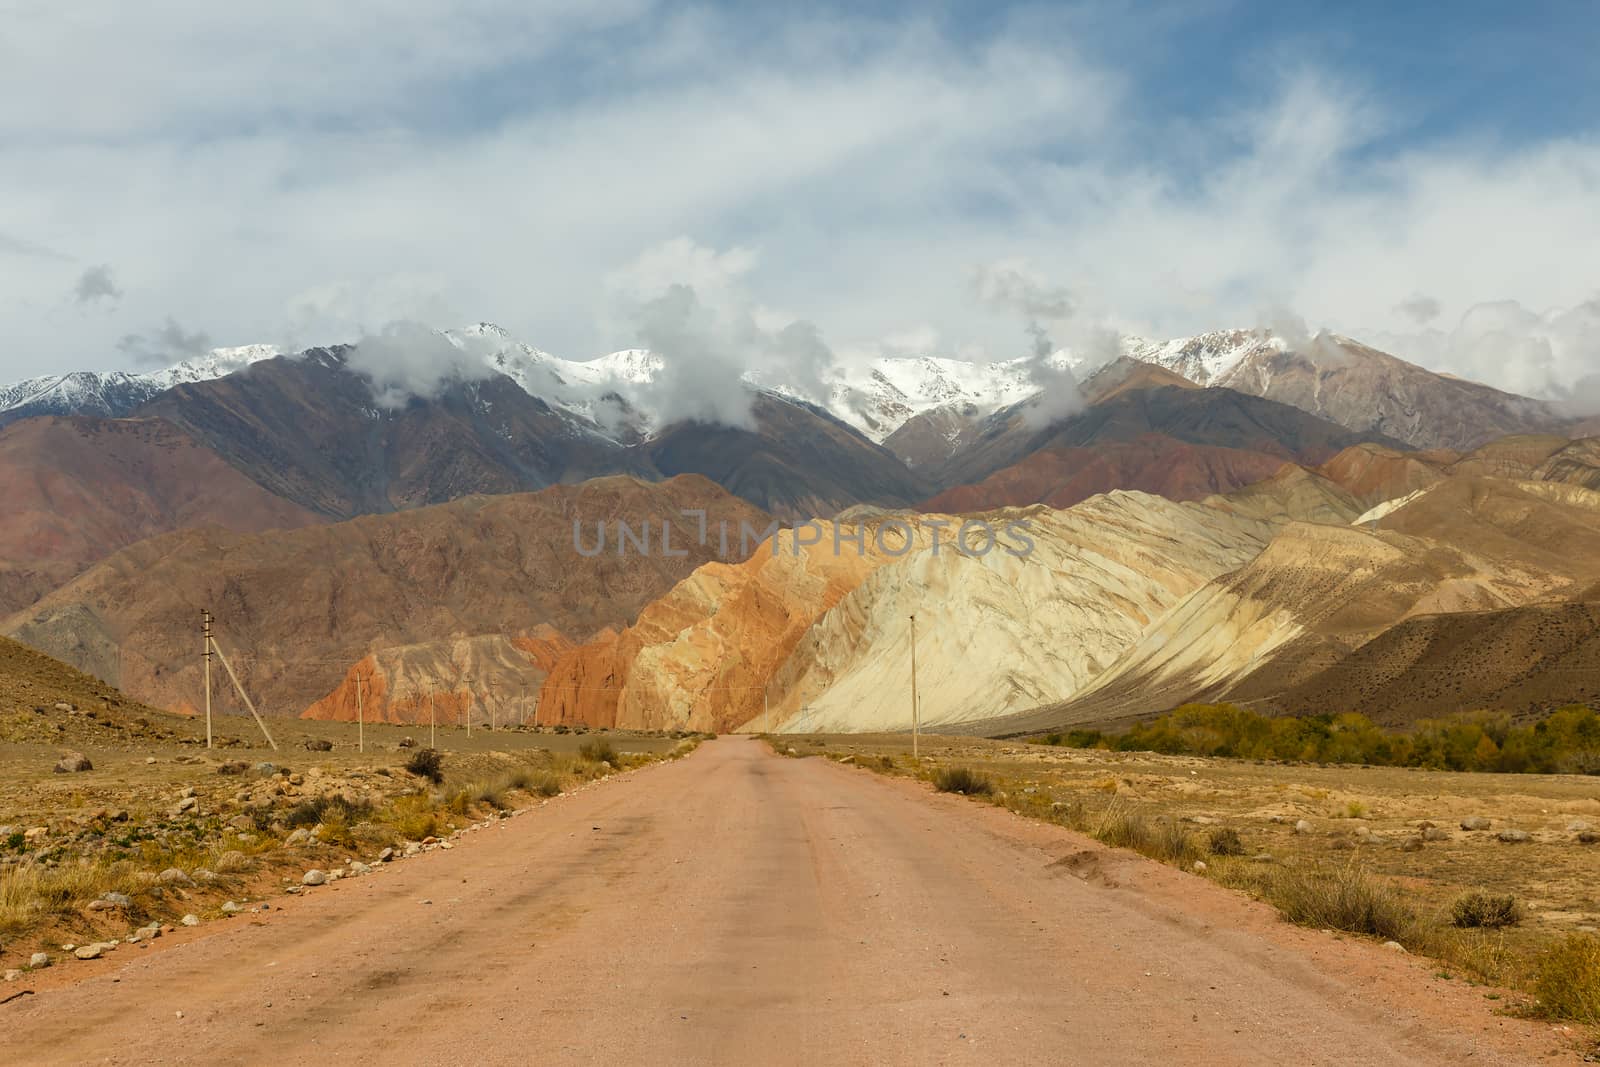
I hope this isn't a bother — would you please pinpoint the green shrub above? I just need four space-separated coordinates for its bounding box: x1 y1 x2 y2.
405 748 445 784
1450 891 1523 929
933 766 994 796
1208 827 1246 856
1055 703 1600 775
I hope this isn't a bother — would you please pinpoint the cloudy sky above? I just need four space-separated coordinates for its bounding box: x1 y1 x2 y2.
2 1 1597 398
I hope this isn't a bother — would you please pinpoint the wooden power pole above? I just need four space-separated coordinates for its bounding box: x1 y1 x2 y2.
429 689 436 750
909 613 920 759
355 672 365 754
202 609 213 749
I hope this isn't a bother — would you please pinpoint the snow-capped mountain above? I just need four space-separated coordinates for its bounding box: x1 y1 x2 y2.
452 322 1049 444
0 344 279 426
1124 328 1561 450
1121 329 1279 386
1 322 1560 452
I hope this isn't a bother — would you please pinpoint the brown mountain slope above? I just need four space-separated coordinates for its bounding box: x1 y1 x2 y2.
0 416 322 612
3 475 768 721
1205 336 1561 451
1201 464 1363 525
1443 434 1572 480
0 634 184 747
1256 602 1600 725
1535 438 1600 490
882 358 1196 470
1372 477 1600 576
921 434 1290 512
645 392 935 519
1316 443 1448 506
935 384 1394 495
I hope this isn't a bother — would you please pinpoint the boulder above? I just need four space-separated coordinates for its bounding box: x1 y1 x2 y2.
301 869 327 886
1460 816 1491 831
1496 829 1531 843
53 752 93 774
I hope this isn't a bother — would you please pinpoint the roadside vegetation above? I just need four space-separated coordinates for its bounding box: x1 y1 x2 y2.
0 734 704 957
1031 703 1600 775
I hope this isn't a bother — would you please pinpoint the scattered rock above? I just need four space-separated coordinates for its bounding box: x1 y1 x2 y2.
29 953 49 969
1577 831 1599 845
396 737 417 749
378 847 394 863
73 944 103 960
1568 819 1594 833
53 752 93 774
221 901 242 914
303 738 333 752
1398 837 1424 852
158 868 193 886
169 797 198 816
4 969 22 982
348 861 371 876
1382 941 1407 953
301 869 327 886
1460 816 1492 831
1191 860 1207 873
1496 829 1531 843
1422 827 1451 842
217 761 249 775
1293 820 1313 835
285 829 311 847
180 914 200 927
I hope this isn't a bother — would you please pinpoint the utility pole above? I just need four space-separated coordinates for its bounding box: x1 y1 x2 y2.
909 613 920 759
763 686 769 734
201 609 213 749
490 682 497 733
429 689 436 750
464 679 472 739
520 682 527 728
355 672 364 754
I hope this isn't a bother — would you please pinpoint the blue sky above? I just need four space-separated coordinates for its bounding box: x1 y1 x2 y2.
1 1 1596 398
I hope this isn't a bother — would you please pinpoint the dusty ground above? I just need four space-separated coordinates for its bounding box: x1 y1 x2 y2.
0 738 1587 1065
0 706 690 958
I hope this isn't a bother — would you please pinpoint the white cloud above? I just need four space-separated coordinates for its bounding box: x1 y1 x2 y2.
0 6 1596 407
346 321 496 408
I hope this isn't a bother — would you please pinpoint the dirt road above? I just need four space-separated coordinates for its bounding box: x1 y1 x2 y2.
2 738 1569 1065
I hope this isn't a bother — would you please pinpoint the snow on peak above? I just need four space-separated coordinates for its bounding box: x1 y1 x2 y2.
0 342 281 421
1122 329 1284 386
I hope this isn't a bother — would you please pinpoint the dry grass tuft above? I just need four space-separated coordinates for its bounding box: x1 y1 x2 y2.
1533 934 1600 1025
932 766 995 796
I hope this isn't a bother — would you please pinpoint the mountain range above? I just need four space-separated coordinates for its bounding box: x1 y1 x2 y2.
1 320 1596 737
